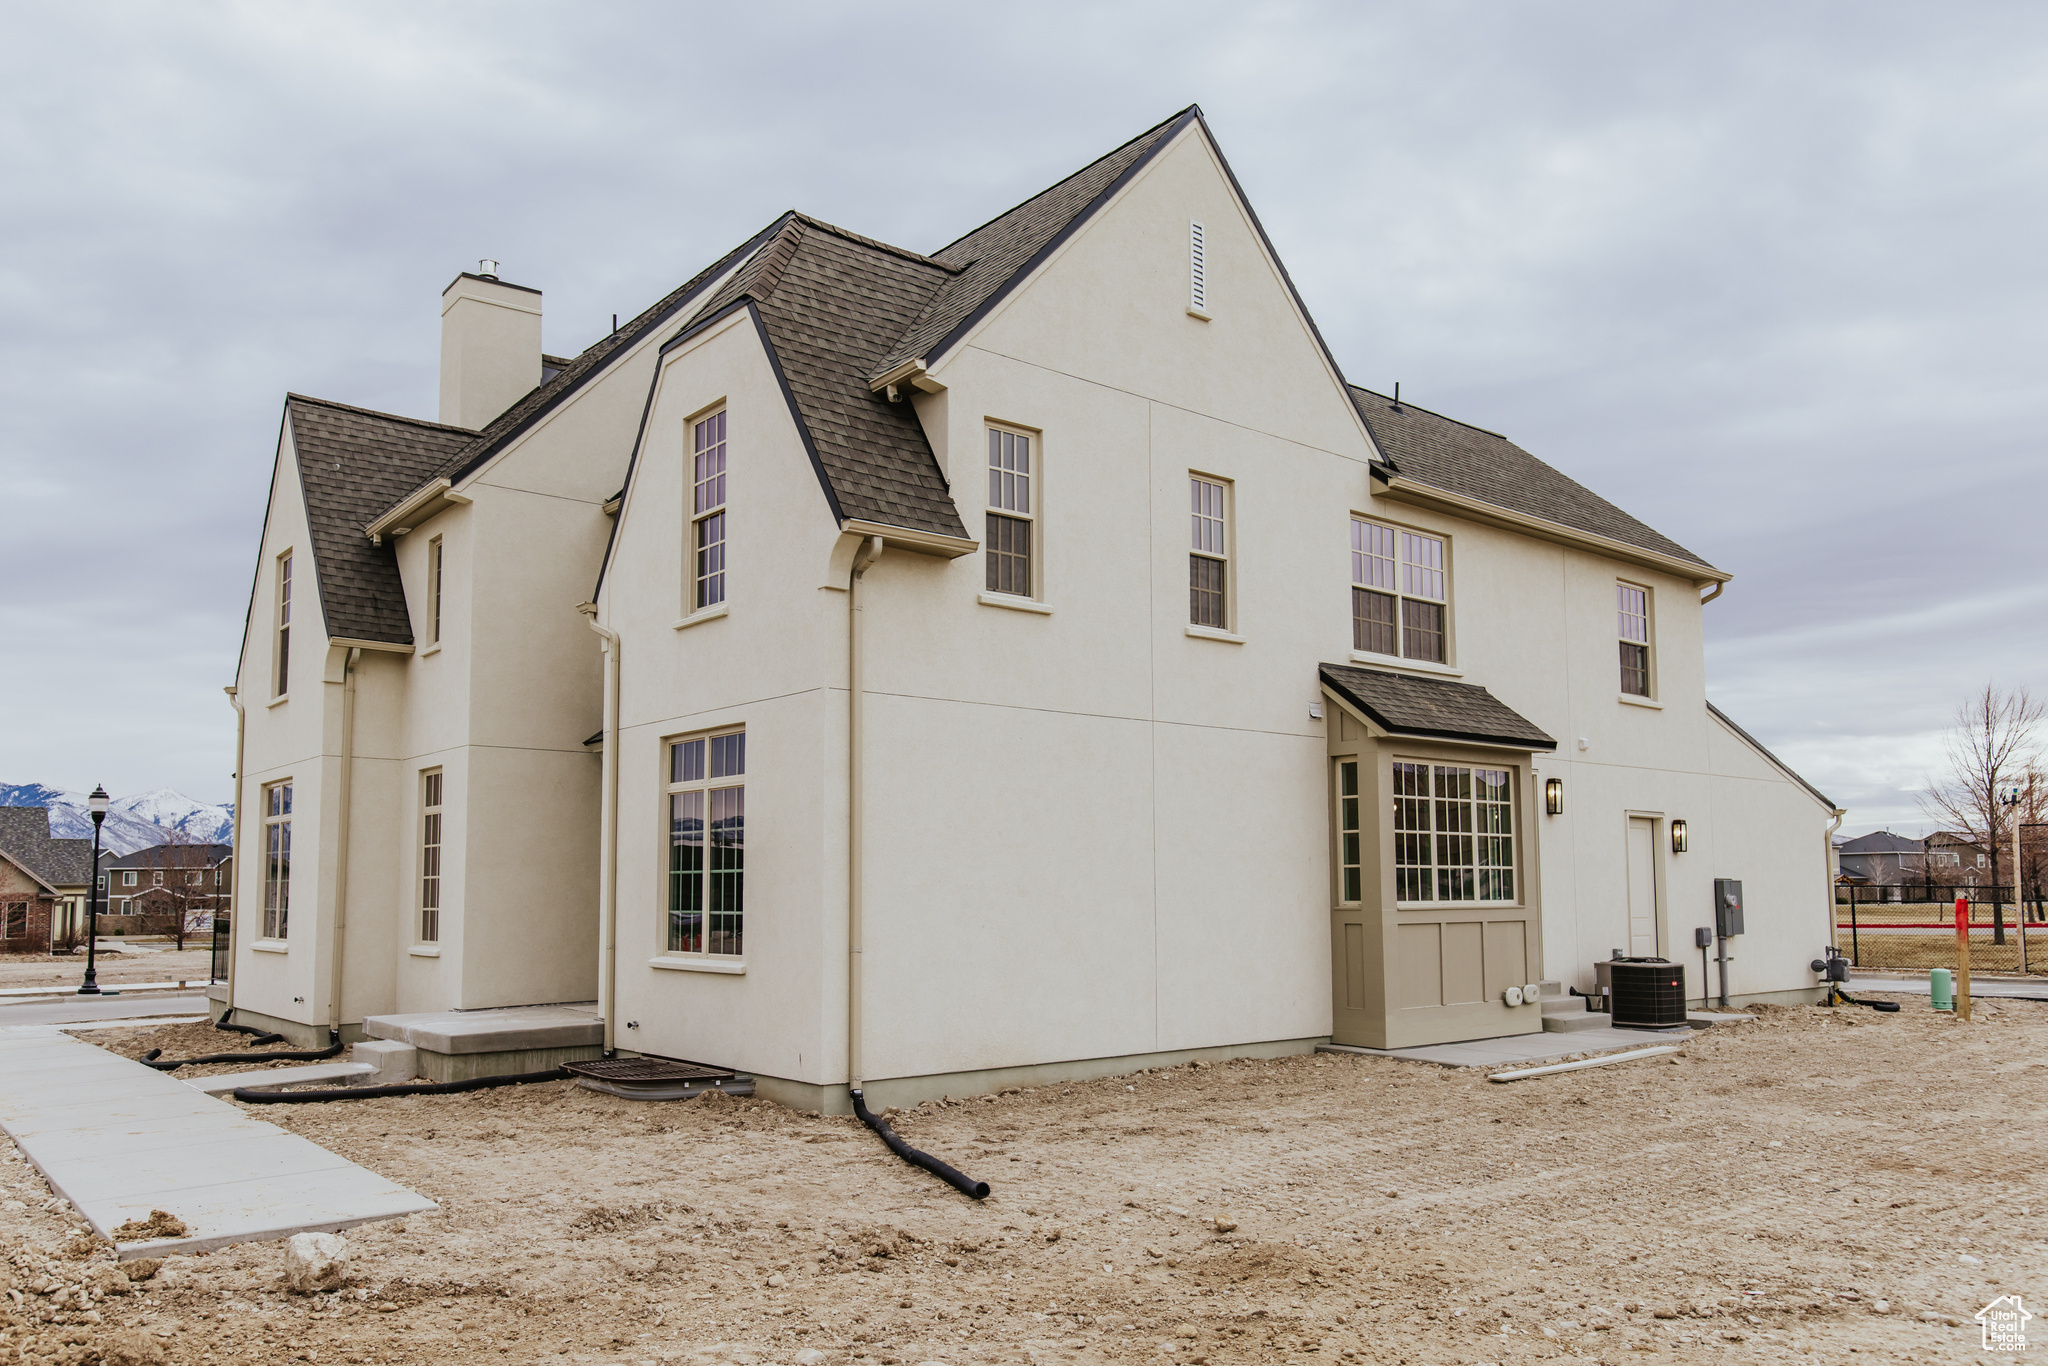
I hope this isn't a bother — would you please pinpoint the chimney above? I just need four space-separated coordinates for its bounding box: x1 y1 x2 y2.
439 260 542 429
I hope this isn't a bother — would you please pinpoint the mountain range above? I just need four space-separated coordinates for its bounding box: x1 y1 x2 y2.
0 783 235 856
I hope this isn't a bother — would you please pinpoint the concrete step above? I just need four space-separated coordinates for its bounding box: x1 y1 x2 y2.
1686 1011 1755 1028
1541 1011 1615 1033
185 1063 373 1095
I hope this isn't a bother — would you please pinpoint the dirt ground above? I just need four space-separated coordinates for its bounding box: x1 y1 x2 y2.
0 947 213 991
3 996 2044 1366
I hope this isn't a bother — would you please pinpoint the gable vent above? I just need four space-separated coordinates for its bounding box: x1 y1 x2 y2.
1189 220 1208 315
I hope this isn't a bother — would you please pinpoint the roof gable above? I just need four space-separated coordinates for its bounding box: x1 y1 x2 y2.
1320 664 1556 751
0 807 91 889
285 396 475 646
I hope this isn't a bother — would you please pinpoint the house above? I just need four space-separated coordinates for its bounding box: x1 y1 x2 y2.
99 843 232 928
226 107 1839 1105
1834 830 1924 898
1926 831 1990 884
0 807 93 954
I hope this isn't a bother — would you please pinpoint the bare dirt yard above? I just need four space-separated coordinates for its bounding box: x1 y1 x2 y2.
0 947 213 991
3 995 2044 1366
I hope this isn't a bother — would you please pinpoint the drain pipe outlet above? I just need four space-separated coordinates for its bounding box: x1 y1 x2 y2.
851 1089 990 1199
580 603 621 1058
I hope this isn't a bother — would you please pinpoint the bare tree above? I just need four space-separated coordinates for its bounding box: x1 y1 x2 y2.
137 827 216 952
1921 684 2045 945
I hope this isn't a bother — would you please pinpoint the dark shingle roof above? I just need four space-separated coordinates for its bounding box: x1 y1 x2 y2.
1319 664 1557 751
868 107 1196 382
1352 388 1719 574
0 807 93 889
286 396 475 645
103 843 233 869
1837 830 1922 854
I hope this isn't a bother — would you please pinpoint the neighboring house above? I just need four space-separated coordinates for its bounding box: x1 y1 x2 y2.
227 106 1838 1105
100 843 232 920
0 807 93 954
1834 830 1925 899
1926 831 1990 885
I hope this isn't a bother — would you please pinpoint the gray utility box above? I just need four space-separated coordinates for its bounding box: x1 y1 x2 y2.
1714 878 1745 938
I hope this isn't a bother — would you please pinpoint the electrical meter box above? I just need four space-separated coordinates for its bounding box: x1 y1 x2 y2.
1714 878 1745 938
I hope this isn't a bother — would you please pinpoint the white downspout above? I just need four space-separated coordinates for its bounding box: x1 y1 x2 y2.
328 647 360 1043
846 535 884 1102
1824 806 1847 953
223 685 246 1015
580 603 621 1057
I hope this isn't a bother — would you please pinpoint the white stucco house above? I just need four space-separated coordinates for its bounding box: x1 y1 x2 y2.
227 106 1840 1108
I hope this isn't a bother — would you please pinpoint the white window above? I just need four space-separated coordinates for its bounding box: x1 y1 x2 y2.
121 871 136 888
665 730 746 957
428 536 445 646
1392 762 1516 904
420 770 443 943
692 410 728 610
984 426 1034 598
1351 518 1446 663
1188 220 1208 314
151 871 163 887
1336 760 1362 904
1618 583 1651 696
185 872 201 886
262 781 292 939
1189 475 1229 628
275 551 292 697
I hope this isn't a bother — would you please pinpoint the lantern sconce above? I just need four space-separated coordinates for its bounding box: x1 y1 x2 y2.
1544 777 1564 816
1671 819 1689 853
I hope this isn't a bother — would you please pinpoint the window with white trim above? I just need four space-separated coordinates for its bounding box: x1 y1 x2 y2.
428 536 444 645
1189 475 1229 628
1336 760 1362 904
122 871 136 888
274 552 292 697
666 730 745 957
984 426 1033 597
1351 518 1446 663
420 770 443 943
1618 582 1651 696
1392 762 1516 904
1189 220 1208 313
692 410 728 610
262 781 292 939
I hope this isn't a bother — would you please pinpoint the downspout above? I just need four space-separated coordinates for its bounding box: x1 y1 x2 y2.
327 647 360 1045
846 535 884 1100
1699 580 1726 606
1824 806 1847 958
580 603 621 1058
224 685 246 1014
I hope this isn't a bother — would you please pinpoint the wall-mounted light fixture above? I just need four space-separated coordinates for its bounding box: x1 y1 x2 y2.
1671 819 1689 853
1544 777 1564 816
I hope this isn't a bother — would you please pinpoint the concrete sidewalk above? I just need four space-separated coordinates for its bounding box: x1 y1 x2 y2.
1848 975 2048 1000
1321 1023 1695 1069
0 1029 432 1259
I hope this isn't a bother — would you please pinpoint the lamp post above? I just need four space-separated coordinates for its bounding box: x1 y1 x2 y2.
78 785 109 996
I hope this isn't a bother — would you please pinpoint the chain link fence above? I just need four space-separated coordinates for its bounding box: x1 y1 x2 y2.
1835 885 2048 975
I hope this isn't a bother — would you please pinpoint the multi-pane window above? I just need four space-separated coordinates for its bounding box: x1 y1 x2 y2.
2 902 24 940
152 871 163 887
692 411 728 610
275 552 292 697
419 770 443 943
666 730 745 957
429 537 444 645
1189 476 1228 628
1618 583 1650 696
984 427 1033 597
262 781 293 939
1351 519 1446 663
1392 763 1515 903
122 871 136 888
1337 760 1362 903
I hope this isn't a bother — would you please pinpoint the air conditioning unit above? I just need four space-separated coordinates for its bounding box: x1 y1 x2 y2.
1608 958 1687 1029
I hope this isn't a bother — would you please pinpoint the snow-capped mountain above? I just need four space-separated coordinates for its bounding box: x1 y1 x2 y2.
0 783 235 856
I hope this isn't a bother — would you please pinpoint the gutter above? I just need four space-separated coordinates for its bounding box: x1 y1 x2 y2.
838 520 977 560
223 685 245 1014
846 535 884 1098
579 602 621 1058
364 480 472 543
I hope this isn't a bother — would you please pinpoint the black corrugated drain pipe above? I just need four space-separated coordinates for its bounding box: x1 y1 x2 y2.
211 1009 285 1045
141 1042 343 1071
851 1089 989 1200
233 1067 570 1104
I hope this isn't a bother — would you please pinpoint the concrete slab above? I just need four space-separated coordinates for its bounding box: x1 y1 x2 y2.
361 1002 600 1054
1321 1023 1695 1069
0 1030 434 1259
185 1063 372 1095
0 995 211 1027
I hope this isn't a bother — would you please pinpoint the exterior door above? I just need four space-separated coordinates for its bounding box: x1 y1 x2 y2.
1626 816 1659 956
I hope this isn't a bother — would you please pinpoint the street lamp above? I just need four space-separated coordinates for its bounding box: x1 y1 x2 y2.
79 785 108 996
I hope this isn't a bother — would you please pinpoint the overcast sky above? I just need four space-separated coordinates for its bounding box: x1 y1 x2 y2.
2 1 2043 832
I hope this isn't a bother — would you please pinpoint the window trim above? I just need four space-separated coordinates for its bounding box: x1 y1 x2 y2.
983 422 1039 602
274 549 293 699
1390 759 1523 909
1350 515 1452 667
261 779 293 940
1617 580 1655 699
1188 472 1232 631
428 536 444 647
689 408 729 614
419 768 443 945
661 727 747 961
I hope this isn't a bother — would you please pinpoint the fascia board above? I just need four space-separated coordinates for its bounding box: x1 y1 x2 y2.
363 478 459 539
1706 701 1837 812
234 404 292 695
839 519 978 559
328 637 417 655
1373 473 1733 587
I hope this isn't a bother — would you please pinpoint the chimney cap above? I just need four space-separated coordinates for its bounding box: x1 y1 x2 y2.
477 258 500 279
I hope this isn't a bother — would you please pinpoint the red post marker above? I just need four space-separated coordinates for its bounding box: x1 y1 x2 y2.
1956 895 1973 1021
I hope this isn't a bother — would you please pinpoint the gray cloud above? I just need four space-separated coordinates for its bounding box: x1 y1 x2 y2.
3 1 2042 831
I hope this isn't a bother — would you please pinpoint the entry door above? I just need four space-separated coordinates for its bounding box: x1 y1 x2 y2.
1626 817 1659 956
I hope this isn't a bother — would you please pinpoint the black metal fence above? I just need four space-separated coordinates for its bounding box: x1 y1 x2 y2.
210 912 231 985
1835 885 2048 975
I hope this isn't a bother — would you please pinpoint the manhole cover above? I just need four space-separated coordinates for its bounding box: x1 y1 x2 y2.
563 1058 735 1083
